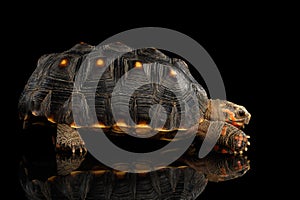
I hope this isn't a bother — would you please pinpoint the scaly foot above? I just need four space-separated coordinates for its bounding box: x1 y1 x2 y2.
56 124 87 154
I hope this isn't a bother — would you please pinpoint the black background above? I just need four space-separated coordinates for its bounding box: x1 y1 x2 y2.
5 4 282 199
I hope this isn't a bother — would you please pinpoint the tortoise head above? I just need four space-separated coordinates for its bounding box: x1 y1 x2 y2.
206 99 251 128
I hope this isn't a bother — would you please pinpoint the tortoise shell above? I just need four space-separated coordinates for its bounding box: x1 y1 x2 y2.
18 42 207 130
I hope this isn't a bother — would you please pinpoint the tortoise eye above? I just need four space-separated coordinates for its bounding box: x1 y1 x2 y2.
59 58 69 68
238 109 245 117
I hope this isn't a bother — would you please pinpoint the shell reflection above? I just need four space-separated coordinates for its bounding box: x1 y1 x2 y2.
20 152 249 200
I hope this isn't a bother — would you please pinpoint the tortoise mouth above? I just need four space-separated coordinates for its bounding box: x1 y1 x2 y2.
227 112 251 128
226 119 248 128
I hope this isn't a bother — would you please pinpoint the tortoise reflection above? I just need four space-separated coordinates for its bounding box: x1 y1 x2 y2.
20 152 249 200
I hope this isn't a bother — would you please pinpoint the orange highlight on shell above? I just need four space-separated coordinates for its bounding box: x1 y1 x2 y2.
170 69 177 77
96 58 105 67
134 61 143 68
59 58 68 67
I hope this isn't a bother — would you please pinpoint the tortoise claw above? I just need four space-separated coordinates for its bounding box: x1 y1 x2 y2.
56 124 87 154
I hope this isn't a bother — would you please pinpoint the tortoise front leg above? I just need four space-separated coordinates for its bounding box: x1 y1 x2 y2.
56 124 86 154
216 122 250 154
197 120 250 156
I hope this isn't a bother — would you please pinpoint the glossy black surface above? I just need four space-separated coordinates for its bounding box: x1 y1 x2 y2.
19 148 249 200
15 122 257 200
12 19 263 199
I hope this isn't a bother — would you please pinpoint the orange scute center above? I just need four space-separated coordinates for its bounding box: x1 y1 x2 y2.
170 69 177 77
134 61 143 68
96 58 105 67
59 58 68 67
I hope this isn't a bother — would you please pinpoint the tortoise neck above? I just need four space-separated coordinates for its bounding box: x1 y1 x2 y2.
205 99 225 121
204 99 212 120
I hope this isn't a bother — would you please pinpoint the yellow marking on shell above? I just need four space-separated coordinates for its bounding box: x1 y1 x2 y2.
155 128 172 132
114 171 127 178
176 128 188 131
24 114 29 120
112 121 130 133
70 122 81 128
155 166 167 170
32 123 47 128
47 117 56 124
116 120 128 127
112 163 130 172
135 123 152 135
59 58 68 67
247 141 251 146
70 171 82 176
245 147 248 151
134 163 151 173
92 170 106 175
134 61 143 68
246 135 250 138
135 170 149 174
92 122 109 128
96 58 105 67
169 69 177 77
47 176 57 181
177 165 188 169
32 111 38 116
239 151 243 155
160 138 177 142
135 123 151 129
155 127 187 132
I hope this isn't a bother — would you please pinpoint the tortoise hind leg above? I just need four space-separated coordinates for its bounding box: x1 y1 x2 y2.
56 124 86 154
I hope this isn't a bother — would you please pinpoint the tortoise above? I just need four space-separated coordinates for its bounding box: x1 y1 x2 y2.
19 149 250 200
18 42 251 155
